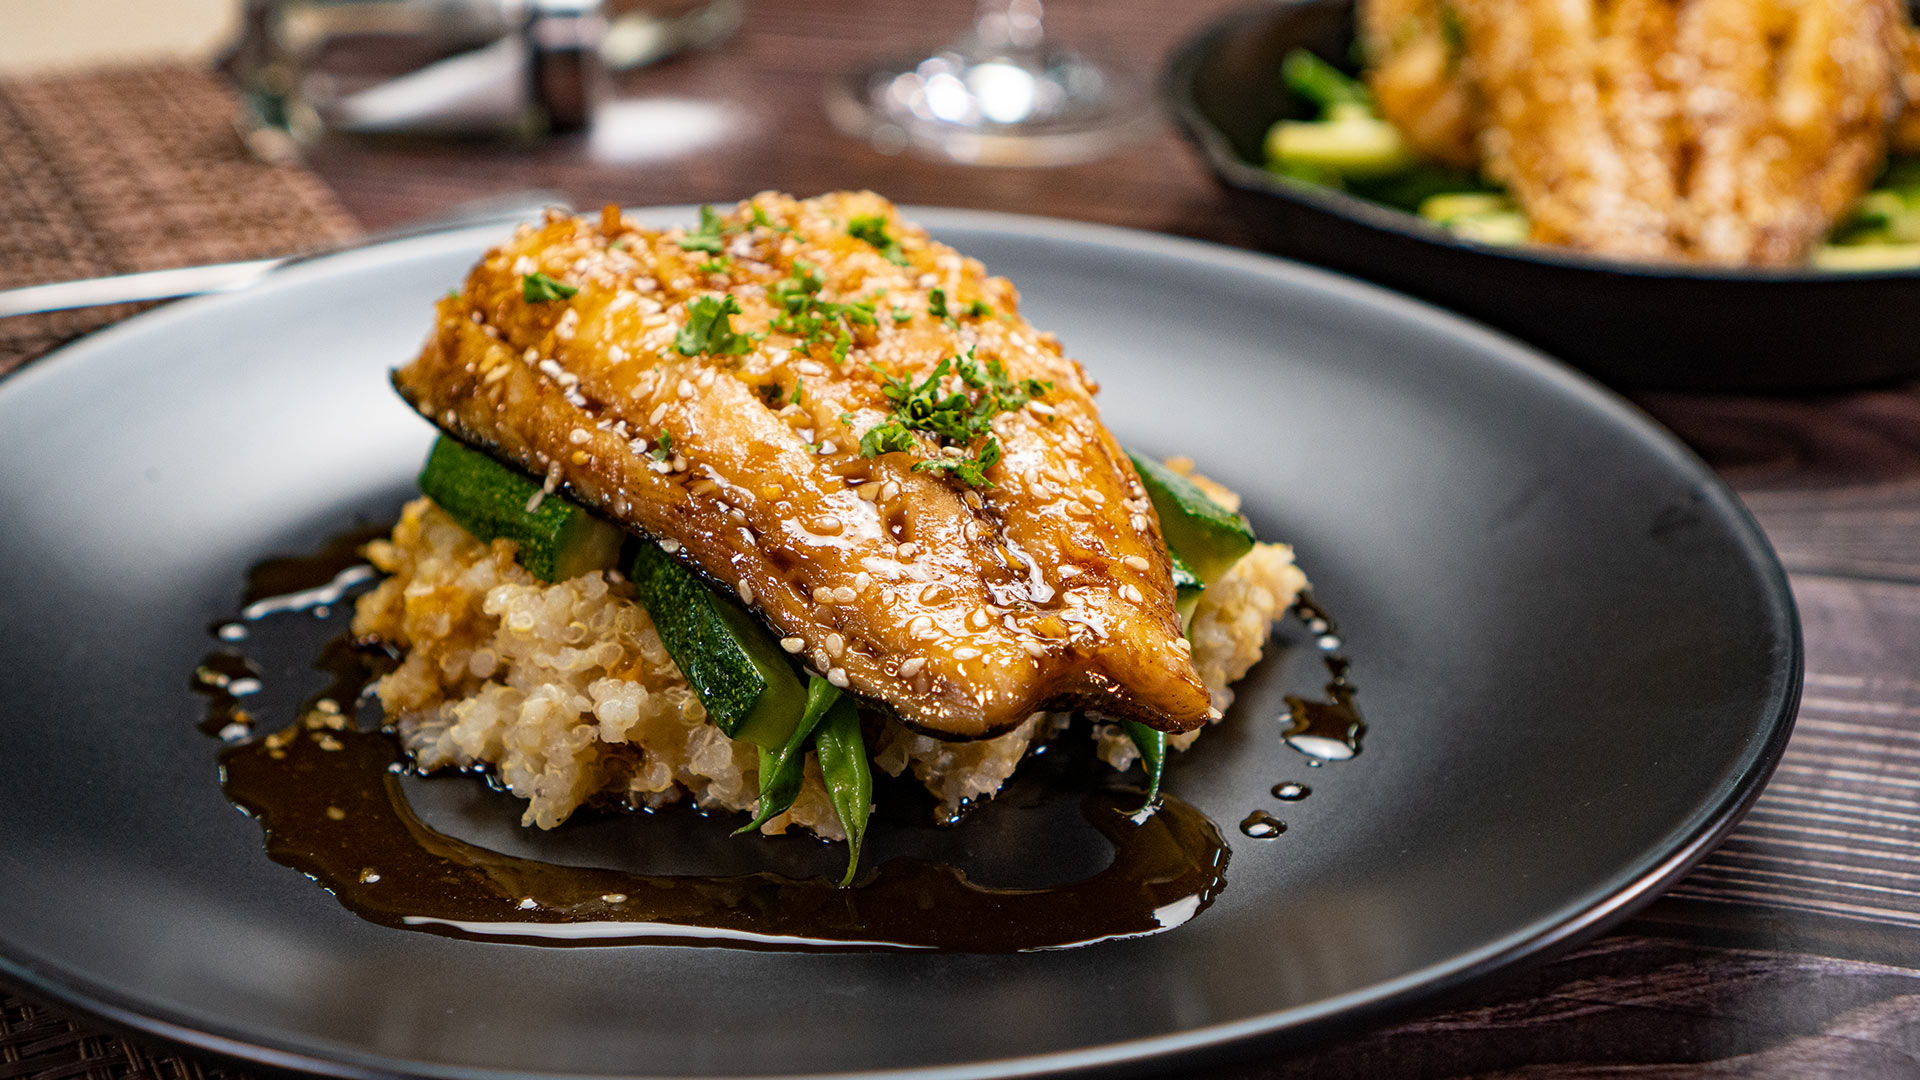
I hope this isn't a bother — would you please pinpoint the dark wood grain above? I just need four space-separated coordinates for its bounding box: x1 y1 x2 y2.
1640 390 1920 583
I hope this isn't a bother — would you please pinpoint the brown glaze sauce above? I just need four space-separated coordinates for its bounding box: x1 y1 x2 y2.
193 527 1232 953
1281 591 1365 765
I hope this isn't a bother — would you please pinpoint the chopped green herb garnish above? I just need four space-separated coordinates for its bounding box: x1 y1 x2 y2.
965 299 992 318
679 205 728 255
848 214 908 265
698 256 733 274
891 305 912 323
608 239 628 251
757 383 785 407
649 431 673 461
914 438 1002 487
521 272 577 302
928 288 950 321
856 350 1051 487
769 258 875 361
675 295 753 357
444 288 461 300
792 378 805 405
751 205 792 233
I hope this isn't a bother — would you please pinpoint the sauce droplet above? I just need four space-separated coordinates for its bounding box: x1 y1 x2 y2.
1239 811 1285 839
1271 782 1310 801
1281 592 1364 763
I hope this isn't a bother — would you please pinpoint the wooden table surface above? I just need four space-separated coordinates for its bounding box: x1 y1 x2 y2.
242 0 1920 1075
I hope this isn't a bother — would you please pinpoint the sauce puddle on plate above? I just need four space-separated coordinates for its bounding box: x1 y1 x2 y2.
192 525 1234 953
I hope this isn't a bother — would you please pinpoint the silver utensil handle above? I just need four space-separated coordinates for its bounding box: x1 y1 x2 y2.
0 190 563 319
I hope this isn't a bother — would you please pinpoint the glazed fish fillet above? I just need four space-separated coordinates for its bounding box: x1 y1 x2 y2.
1371 0 1908 265
394 192 1213 741
1362 0 1481 167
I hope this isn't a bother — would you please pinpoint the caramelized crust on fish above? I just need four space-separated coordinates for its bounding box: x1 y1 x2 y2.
394 192 1213 740
1362 0 1481 167
1366 0 1911 265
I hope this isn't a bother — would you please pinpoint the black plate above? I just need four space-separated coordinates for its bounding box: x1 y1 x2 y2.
0 209 1798 1078
1165 0 1920 392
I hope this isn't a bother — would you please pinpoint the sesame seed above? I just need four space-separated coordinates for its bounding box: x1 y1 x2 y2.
814 587 835 603
1206 707 1223 721
833 585 858 603
649 403 670 425
1029 401 1056 415
659 539 681 554
569 428 591 445
897 541 919 558
677 379 695 399
1131 514 1150 532
827 667 849 688
1059 566 1082 578
1123 555 1150 571
813 648 831 669
881 481 900 501
898 657 926 677
737 580 754 605
1022 641 1048 658
952 647 980 660
609 345 627 363
818 441 837 455
825 633 844 658
697 369 715 388
968 610 988 630
796 360 826 376
570 450 589 464
524 347 540 362
1120 584 1144 603
854 572 872 591
781 637 805 653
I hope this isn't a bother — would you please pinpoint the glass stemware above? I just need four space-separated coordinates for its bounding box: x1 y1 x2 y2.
826 0 1154 166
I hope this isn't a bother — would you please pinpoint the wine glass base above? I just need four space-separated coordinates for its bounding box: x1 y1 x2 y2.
826 43 1155 167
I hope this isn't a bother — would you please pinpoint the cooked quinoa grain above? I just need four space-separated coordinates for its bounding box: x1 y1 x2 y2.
354 486 1306 833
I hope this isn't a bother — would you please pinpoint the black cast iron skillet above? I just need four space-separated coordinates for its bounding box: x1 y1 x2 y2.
1165 0 1920 392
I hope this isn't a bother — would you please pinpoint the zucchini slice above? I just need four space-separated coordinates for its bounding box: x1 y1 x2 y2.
628 540 806 751
1127 452 1257 586
417 436 621 583
1170 548 1204 630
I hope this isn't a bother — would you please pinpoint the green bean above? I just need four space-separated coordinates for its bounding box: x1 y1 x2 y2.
735 676 839 835
814 695 872 886
1281 49 1369 114
1119 719 1166 812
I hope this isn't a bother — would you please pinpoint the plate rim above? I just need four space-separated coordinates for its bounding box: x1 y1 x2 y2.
0 205 1804 1080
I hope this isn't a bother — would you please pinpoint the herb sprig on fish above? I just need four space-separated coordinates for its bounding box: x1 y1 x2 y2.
859 351 1051 487
770 259 876 362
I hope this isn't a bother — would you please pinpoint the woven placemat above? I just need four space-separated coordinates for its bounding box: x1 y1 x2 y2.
0 64 357 377
0 62 352 1080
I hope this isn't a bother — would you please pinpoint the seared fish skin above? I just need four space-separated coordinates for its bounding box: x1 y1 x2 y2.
1367 0 1909 265
395 192 1212 740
